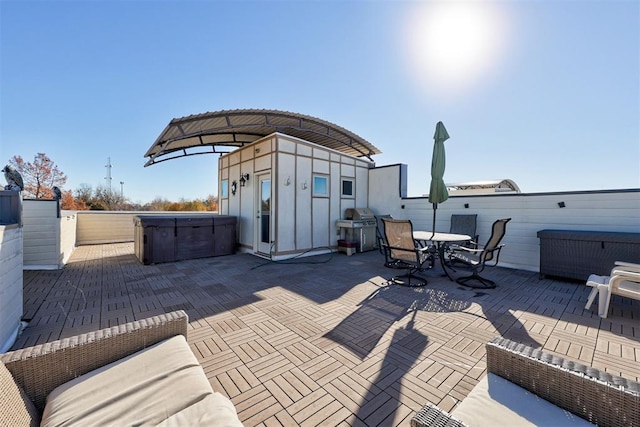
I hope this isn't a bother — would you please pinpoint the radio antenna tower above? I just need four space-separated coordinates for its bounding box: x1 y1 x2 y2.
105 157 112 191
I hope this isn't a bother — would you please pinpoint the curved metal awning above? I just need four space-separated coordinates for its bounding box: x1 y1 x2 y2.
144 109 381 166
447 179 521 193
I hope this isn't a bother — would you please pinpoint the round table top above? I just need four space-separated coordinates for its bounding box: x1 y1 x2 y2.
413 231 471 243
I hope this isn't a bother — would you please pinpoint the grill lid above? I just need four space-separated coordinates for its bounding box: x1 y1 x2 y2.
345 208 375 220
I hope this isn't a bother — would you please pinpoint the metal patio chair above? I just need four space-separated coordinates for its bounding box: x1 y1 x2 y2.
382 218 433 287
449 214 478 248
375 214 400 268
448 218 511 289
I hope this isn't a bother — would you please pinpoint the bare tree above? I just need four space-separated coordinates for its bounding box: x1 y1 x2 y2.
74 183 94 206
94 185 124 210
9 153 67 198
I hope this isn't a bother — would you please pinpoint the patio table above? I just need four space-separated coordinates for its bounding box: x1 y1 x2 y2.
413 231 471 281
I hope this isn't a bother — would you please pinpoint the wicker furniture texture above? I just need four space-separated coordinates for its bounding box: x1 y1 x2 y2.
1 310 242 426
411 337 640 427
537 230 640 281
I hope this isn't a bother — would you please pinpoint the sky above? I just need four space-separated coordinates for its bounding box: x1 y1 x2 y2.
1 0 638 204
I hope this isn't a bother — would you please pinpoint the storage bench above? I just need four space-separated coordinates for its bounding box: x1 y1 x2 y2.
537 230 640 281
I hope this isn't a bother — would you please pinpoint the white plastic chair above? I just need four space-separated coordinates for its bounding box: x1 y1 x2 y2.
585 261 640 318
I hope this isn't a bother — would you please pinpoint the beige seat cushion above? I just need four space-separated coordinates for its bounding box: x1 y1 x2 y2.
41 335 242 426
452 373 594 426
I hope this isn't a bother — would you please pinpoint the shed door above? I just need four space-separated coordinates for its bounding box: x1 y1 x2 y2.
256 174 272 255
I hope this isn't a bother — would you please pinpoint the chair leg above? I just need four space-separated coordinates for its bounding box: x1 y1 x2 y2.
585 287 599 310
455 271 496 289
391 267 427 287
584 274 609 310
598 283 611 318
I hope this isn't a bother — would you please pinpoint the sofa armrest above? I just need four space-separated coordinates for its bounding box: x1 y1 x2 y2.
486 337 640 426
1 310 188 413
410 403 468 427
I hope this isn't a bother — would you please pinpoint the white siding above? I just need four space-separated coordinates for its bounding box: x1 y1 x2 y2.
296 156 313 249
60 212 77 264
76 211 218 246
76 212 136 245
0 225 23 352
330 162 342 241
312 197 330 248
23 199 60 269
355 165 369 208
277 153 296 251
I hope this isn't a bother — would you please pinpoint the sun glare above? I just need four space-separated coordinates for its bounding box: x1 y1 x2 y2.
403 1 509 98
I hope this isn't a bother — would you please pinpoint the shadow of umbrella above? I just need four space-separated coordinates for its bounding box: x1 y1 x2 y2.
428 121 450 237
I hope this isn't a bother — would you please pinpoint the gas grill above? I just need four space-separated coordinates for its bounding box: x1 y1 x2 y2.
336 208 377 252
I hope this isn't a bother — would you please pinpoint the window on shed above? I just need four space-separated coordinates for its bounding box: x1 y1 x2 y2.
221 180 229 198
313 175 329 197
341 179 354 197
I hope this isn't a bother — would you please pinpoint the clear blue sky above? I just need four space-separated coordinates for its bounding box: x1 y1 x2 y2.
1 0 638 204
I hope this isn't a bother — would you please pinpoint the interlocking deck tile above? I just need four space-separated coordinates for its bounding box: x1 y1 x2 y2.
280 340 324 365
233 337 277 363
263 328 304 350
234 386 283 426
354 390 393 422
261 408 298 427
200 348 243 377
247 352 296 382
288 388 336 424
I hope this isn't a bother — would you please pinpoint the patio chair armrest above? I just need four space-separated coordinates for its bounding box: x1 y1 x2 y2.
449 245 483 254
411 403 468 427
486 337 640 426
611 270 640 280
383 243 429 255
1 310 188 412
417 245 432 254
614 261 640 273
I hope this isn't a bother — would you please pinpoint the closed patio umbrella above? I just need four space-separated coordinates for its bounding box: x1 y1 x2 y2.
428 121 450 236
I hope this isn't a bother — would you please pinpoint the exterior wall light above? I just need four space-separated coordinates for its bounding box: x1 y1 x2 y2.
240 173 250 187
231 181 238 196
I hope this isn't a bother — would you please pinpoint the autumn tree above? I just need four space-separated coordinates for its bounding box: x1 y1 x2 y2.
145 197 171 211
61 189 89 210
9 153 67 198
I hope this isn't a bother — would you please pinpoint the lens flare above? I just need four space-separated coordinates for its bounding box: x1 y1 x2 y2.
403 1 509 98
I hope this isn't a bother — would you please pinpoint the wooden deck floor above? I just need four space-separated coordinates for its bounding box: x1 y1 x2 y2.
16 243 640 426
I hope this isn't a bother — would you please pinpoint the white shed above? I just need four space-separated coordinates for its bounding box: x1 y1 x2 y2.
145 109 381 260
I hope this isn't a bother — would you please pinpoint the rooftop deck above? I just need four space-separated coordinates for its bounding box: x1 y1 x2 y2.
16 243 640 426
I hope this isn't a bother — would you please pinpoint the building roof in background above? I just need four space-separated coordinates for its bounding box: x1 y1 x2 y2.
144 109 381 166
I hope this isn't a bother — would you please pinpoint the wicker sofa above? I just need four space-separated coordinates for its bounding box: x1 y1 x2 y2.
1 310 243 426
411 337 640 427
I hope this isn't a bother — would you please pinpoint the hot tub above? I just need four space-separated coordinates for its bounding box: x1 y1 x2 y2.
134 215 236 265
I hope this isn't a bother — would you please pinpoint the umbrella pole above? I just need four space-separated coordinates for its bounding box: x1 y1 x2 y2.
432 203 437 239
